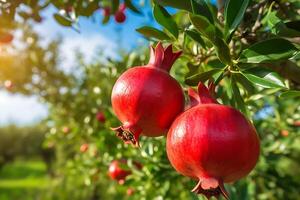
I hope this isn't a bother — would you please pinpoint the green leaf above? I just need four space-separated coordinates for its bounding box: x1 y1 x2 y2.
224 0 249 37
239 38 298 63
279 90 300 98
214 37 232 65
111 0 120 13
231 76 247 116
207 59 226 69
153 4 178 38
189 14 216 42
235 73 256 96
154 0 192 12
242 73 285 89
136 26 171 40
185 69 222 86
53 14 73 26
185 30 206 48
124 0 142 14
190 0 214 23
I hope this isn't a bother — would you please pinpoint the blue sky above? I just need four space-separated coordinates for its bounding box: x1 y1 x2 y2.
0 1 156 125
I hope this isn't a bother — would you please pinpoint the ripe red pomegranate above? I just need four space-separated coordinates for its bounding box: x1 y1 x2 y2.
114 10 126 23
108 160 131 184
80 143 89 153
96 111 106 123
102 7 111 17
111 42 184 146
166 83 260 199
0 32 13 44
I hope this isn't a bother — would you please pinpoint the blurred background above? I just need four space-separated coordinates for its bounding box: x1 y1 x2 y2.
0 0 300 200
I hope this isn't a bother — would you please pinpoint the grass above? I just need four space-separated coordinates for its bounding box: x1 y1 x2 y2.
0 159 49 200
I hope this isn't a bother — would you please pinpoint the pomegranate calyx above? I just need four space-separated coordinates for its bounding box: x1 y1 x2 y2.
111 125 142 147
149 42 182 72
191 178 229 200
188 82 218 107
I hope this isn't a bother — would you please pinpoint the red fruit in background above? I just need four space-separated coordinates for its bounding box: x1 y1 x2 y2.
103 7 111 17
96 112 106 123
4 80 13 90
126 188 134 196
62 126 70 134
111 42 184 146
293 121 300 127
280 130 289 137
108 160 131 183
0 32 13 44
80 143 89 153
114 10 126 23
166 83 260 199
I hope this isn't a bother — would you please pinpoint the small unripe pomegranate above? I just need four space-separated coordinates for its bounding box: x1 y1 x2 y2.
126 188 134 196
0 32 13 44
96 111 106 123
80 143 89 153
293 121 300 127
4 80 13 89
111 42 184 146
114 10 126 23
280 130 289 137
62 126 70 134
166 83 260 199
108 160 131 183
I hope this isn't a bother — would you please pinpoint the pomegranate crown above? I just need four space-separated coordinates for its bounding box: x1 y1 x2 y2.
188 82 218 106
148 42 182 72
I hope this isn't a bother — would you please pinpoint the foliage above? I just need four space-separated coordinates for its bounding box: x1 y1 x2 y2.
0 0 300 200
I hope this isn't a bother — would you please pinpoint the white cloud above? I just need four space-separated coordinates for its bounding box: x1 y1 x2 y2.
0 92 48 125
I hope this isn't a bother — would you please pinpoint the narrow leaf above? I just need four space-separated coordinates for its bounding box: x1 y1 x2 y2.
136 26 171 40
231 76 247 116
190 0 214 23
242 73 285 89
124 0 142 14
189 14 216 42
185 30 206 48
53 14 73 26
153 4 178 38
239 38 298 63
224 0 249 36
279 90 300 98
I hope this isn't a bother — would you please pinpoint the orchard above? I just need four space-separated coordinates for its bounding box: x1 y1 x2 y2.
0 0 300 200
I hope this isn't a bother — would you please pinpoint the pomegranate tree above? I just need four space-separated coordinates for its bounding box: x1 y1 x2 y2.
111 42 184 146
166 83 260 199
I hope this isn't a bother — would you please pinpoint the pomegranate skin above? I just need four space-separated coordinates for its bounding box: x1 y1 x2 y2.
111 43 184 146
108 160 131 183
114 11 126 23
166 83 260 199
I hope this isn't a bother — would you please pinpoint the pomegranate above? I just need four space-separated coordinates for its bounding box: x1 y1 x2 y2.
80 143 89 153
62 126 70 134
126 188 134 196
4 80 13 90
108 160 131 183
0 32 13 44
111 42 184 146
96 111 106 123
114 10 126 23
280 130 289 137
103 7 111 17
166 83 260 199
